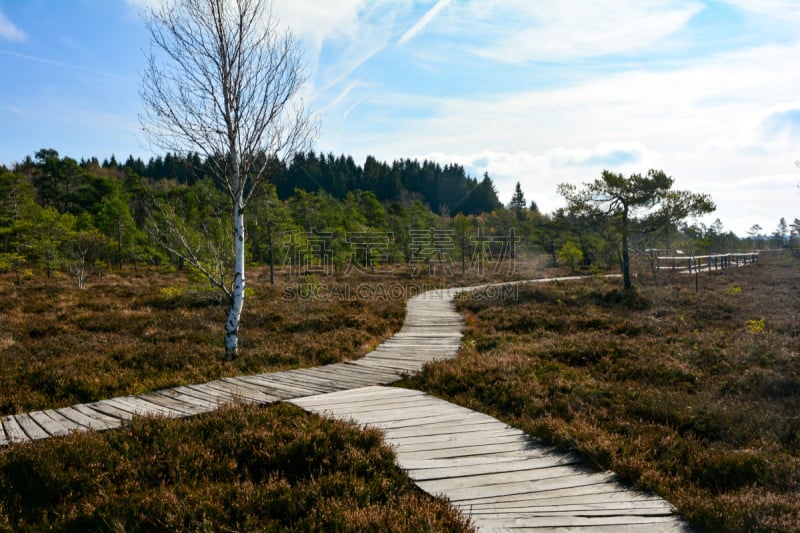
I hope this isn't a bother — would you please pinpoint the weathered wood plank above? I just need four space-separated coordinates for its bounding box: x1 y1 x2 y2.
89 400 135 421
228 376 320 399
379 419 511 439
102 396 173 418
71 404 125 430
256 373 343 395
469 514 681 528
3 415 31 442
300 397 447 416
290 386 422 407
390 433 533 455
294 366 382 388
406 454 582 480
55 406 115 431
385 426 524 446
14 413 50 440
219 376 293 400
41 409 86 433
280 368 354 389
28 410 72 437
156 388 219 411
173 385 227 406
413 463 601 493
203 379 279 403
460 490 667 509
138 391 207 416
464 500 675 514
431 471 621 502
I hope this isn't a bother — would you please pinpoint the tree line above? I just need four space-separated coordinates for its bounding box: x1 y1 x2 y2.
2 148 796 287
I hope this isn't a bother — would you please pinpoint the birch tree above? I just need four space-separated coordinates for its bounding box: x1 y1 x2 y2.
140 0 315 355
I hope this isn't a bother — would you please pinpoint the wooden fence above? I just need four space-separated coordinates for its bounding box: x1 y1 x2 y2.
656 253 759 273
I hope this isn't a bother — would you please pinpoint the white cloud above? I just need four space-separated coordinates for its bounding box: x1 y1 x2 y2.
0 9 26 42
436 0 704 63
271 0 369 49
718 0 800 20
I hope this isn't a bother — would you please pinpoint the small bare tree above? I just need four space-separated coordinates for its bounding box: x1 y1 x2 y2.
141 0 316 356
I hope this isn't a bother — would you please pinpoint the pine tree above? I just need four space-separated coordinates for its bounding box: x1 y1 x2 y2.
510 181 526 211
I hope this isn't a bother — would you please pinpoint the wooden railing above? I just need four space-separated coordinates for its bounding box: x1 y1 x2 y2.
656 253 759 273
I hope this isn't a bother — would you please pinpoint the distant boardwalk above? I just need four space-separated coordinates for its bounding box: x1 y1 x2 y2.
1 282 696 531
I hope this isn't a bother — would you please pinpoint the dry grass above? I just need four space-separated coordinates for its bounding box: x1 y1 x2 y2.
0 266 409 414
0 402 472 531
402 251 800 532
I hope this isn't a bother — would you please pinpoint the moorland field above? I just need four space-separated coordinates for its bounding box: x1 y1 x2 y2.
1 252 798 531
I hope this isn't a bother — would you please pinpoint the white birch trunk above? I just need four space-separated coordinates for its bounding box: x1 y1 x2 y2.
225 202 246 354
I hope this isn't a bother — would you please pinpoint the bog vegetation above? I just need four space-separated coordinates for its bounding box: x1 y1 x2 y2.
1 146 799 530
402 252 800 532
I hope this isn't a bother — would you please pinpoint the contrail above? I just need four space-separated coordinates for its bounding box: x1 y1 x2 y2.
397 0 451 46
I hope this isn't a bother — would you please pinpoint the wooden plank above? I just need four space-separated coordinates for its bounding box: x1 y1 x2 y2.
103 396 173 418
173 385 227 406
407 455 584 481
385 426 524 446
226 376 315 400
183 382 239 403
301 397 448 416
461 490 666 510
340 361 404 380
454 482 632 506
55 407 114 431
202 379 279 403
138 391 207 416
228 375 303 399
71 404 125 430
443 471 620 503
294 366 382 388
390 433 533 454
2 415 30 443
41 409 86 433
397 441 540 461
28 410 72 437
290 385 423 406
280 368 355 389
401 451 570 472
157 388 219 411
88 400 136 421
14 413 50 440
471 508 675 518
412 464 600 493
255 373 343 395
381 419 511 439
301 365 392 386
0 422 7 445
464 500 675 514
469 514 680 528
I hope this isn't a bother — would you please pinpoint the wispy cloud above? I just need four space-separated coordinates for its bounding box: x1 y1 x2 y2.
0 9 26 42
398 0 451 46
436 0 704 63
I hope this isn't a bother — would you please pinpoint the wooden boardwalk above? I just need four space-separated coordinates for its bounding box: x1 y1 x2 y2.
0 288 464 445
0 283 695 531
291 386 692 533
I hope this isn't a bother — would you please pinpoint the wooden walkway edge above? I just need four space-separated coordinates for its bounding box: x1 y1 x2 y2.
0 281 696 531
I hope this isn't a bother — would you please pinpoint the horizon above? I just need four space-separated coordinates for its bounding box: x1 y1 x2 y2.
1 0 799 236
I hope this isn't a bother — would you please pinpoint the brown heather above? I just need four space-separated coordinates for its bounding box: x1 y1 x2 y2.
0 403 471 531
402 251 800 532
0 267 407 414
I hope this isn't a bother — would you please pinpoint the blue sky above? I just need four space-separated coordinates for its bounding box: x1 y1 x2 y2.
2 0 799 236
